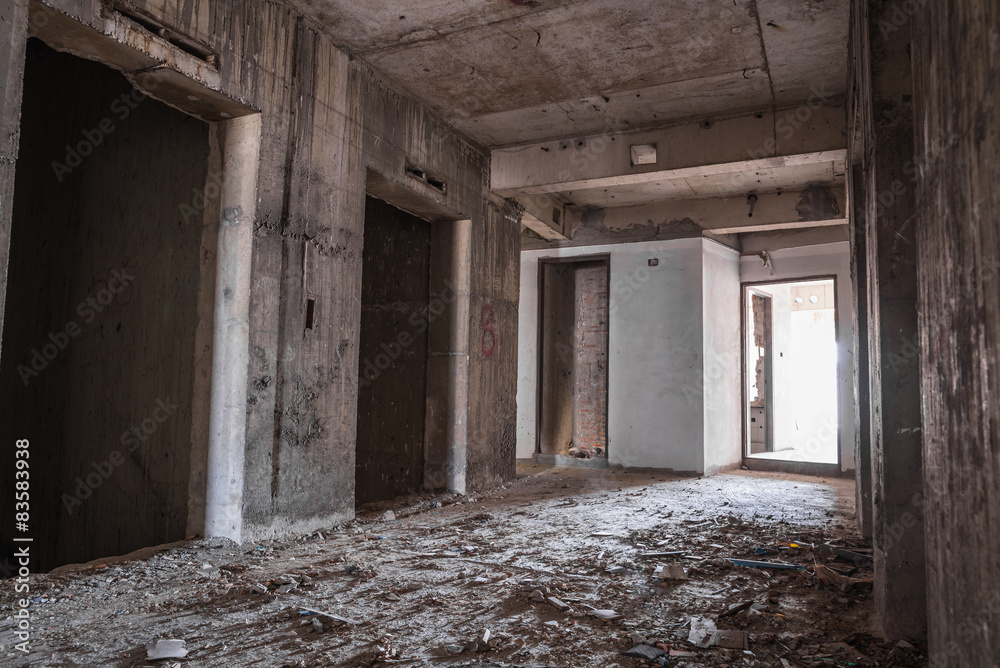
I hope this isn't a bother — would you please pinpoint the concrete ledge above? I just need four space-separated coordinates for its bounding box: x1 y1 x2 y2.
535 453 609 469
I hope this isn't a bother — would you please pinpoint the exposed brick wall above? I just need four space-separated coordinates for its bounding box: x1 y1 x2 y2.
572 262 608 456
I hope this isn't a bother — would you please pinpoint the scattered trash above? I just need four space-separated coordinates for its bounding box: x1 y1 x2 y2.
146 639 187 660
728 558 806 570
688 616 718 648
623 643 667 659
819 543 872 565
714 629 749 649
719 600 754 618
295 604 359 626
687 617 748 649
443 643 464 655
546 596 570 612
605 566 629 575
383 510 396 521
587 608 620 620
654 563 687 581
639 551 686 559
311 618 324 633
590 531 615 537
753 546 772 556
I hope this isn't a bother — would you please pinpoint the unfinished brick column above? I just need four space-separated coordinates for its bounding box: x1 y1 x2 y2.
850 0 926 641
912 1 1000 665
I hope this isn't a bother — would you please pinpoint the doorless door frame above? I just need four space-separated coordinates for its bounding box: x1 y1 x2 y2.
535 254 611 461
740 274 843 475
25 1 262 541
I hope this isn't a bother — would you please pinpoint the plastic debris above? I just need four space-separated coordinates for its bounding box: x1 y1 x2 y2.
146 639 187 660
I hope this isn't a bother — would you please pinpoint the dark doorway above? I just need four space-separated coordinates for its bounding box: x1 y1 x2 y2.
536 257 610 463
356 196 432 505
0 39 212 571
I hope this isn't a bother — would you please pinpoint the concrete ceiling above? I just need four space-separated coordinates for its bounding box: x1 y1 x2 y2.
289 0 849 147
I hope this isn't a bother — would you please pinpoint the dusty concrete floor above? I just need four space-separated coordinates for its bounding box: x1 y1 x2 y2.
0 464 927 667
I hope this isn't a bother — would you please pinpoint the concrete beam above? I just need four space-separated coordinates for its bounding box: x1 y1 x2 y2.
565 186 846 238
517 194 567 240
492 106 847 196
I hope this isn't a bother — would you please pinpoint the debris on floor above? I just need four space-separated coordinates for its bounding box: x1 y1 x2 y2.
0 465 928 666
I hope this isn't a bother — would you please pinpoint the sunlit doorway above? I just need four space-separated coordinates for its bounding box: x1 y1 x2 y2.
743 278 839 465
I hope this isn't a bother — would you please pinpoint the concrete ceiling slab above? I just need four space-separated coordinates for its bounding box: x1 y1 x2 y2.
285 0 849 148
757 0 850 106
452 68 774 147
283 0 587 52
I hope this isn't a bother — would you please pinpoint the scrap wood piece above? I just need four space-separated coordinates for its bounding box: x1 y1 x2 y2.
813 563 872 590
728 558 806 571
639 551 686 558
719 600 753 618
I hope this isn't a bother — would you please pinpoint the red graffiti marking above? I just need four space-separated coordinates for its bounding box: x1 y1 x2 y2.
480 303 497 358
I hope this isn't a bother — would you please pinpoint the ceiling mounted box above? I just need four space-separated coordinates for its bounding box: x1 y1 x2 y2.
630 143 657 166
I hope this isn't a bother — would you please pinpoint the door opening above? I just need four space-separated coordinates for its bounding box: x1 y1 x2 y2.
536 257 610 465
356 196 434 505
743 278 839 465
0 39 214 570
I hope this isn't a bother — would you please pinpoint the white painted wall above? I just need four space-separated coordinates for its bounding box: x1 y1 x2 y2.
740 242 857 472
518 238 741 473
702 241 742 474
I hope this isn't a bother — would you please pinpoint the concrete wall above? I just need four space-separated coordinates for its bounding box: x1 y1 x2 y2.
911 1 1000 664
519 238 741 473
0 0 520 560
740 242 857 472
702 241 742 475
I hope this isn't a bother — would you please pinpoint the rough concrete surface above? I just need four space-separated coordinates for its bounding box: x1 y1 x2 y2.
0 465 927 667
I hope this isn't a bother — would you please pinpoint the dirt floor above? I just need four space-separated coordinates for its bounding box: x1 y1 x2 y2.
0 463 928 667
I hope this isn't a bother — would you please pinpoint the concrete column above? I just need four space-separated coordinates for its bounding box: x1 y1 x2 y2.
424 219 472 493
0 0 29 359
852 0 926 641
849 164 873 541
204 114 261 541
911 2 1000 665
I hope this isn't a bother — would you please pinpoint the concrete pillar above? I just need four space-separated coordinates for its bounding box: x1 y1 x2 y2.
204 114 261 541
0 0 29 359
851 0 927 641
424 219 472 493
849 164 873 541
911 2 1000 665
